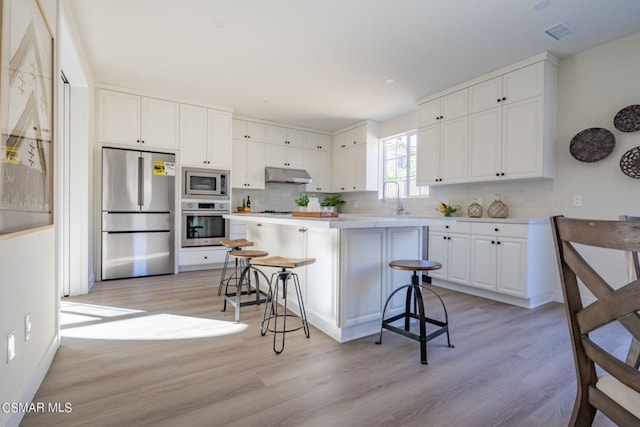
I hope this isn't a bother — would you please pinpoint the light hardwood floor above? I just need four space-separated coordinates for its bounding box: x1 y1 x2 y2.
21 270 622 427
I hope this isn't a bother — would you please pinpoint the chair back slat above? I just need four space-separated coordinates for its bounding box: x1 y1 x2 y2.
551 215 640 425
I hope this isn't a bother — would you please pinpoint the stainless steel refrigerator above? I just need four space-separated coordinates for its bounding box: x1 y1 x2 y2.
101 147 176 280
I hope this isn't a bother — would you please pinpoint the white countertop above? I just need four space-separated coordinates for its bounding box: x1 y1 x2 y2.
226 213 549 229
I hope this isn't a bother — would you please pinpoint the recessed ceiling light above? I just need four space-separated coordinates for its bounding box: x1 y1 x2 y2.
213 19 226 29
385 78 395 84
533 0 551 11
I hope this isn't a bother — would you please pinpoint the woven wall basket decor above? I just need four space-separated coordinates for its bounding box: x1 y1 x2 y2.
620 146 640 179
569 127 615 162
614 105 640 133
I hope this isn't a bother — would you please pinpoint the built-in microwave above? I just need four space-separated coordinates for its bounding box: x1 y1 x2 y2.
183 167 229 199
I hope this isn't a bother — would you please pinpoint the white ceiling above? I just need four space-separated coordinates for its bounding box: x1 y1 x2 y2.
65 0 640 133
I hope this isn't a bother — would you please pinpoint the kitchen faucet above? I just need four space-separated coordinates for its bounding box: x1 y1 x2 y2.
382 181 405 215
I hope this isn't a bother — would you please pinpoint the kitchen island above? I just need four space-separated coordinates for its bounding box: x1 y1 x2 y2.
226 213 451 342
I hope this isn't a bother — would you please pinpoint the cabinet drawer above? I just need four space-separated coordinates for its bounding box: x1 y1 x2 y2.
429 221 471 234
179 248 227 266
471 222 528 238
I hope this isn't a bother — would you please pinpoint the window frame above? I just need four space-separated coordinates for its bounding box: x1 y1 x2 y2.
380 130 428 199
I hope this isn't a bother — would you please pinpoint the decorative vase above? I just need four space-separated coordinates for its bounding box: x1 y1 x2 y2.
488 199 508 218
308 197 321 211
468 202 483 218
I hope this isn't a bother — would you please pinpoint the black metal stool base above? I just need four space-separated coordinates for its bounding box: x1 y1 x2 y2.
376 271 454 365
260 269 310 354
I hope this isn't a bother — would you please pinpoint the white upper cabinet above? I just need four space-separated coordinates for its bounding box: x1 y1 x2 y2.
417 116 469 186
331 121 379 192
232 119 266 142
469 62 544 114
98 89 179 150
180 104 231 169
417 53 557 186
305 132 330 151
232 139 265 189
417 89 468 127
266 125 306 148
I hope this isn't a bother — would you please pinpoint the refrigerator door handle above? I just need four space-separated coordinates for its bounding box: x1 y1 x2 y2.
138 156 145 207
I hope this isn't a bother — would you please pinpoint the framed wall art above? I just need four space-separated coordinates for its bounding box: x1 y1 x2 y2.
0 0 53 234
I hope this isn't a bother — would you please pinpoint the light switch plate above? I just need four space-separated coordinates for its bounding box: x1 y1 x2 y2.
572 194 582 207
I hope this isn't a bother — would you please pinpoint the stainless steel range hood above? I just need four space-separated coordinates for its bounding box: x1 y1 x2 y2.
265 167 312 184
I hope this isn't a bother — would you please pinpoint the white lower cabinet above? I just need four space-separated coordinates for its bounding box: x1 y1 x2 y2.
430 220 554 308
428 222 471 285
246 223 338 327
178 247 227 270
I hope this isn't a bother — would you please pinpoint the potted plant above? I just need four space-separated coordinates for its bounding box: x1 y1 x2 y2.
321 194 346 213
295 193 309 211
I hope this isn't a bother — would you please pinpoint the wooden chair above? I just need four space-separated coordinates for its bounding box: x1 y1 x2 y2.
620 215 640 369
551 216 640 426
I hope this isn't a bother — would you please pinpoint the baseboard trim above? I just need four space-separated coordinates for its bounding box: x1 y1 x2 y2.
4 336 59 427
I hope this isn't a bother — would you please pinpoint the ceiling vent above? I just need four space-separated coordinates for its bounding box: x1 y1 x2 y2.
544 22 575 41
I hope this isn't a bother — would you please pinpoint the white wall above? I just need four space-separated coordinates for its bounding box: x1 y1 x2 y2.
554 31 640 289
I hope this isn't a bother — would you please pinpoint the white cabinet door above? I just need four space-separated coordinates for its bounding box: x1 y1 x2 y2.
140 97 179 150
470 235 498 291
206 109 232 169
427 232 448 280
496 237 527 297
349 144 367 191
447 233 471 284
469 77 503 114
180 104 207 166
245 141 266 189
429 232 470 285
332 149 346 191
416 124 441 185
468 107 502 181
233 119 266 142
98 90 178 149
232 139 265 189
417 89 468 127
264 143 286 167
503 62 544 105
440 117 468 183
181 106 231 168
98 90 140 145
502 97 543 179
417 117 467 185
306 133 330 151
305 148 331 192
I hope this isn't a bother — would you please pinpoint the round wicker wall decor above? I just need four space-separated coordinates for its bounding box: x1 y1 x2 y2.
614 105 640 133
569 127 615 162
620 146 640 179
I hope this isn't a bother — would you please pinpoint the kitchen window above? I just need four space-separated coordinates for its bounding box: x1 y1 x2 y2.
382 131 428 197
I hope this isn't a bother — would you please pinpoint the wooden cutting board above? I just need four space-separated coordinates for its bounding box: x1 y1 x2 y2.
291 211 339 218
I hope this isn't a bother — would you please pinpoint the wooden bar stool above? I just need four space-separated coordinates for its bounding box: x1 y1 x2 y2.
376 260 454 365
217 239 255 296
222 249 270 323
250 256 316 354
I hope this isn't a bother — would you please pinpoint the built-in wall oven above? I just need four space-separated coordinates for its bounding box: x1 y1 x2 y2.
181 201 230 247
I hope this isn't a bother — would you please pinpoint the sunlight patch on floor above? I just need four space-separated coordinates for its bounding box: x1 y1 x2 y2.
60 301 247 340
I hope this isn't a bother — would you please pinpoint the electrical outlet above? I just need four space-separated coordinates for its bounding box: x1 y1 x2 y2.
572 194 582 207
7 331 15 363
25 313 31 341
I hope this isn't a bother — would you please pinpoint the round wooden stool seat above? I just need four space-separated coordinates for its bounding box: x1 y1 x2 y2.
230 250 269 259
220 239 254 249
251 256 315 269
389 260 441 271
